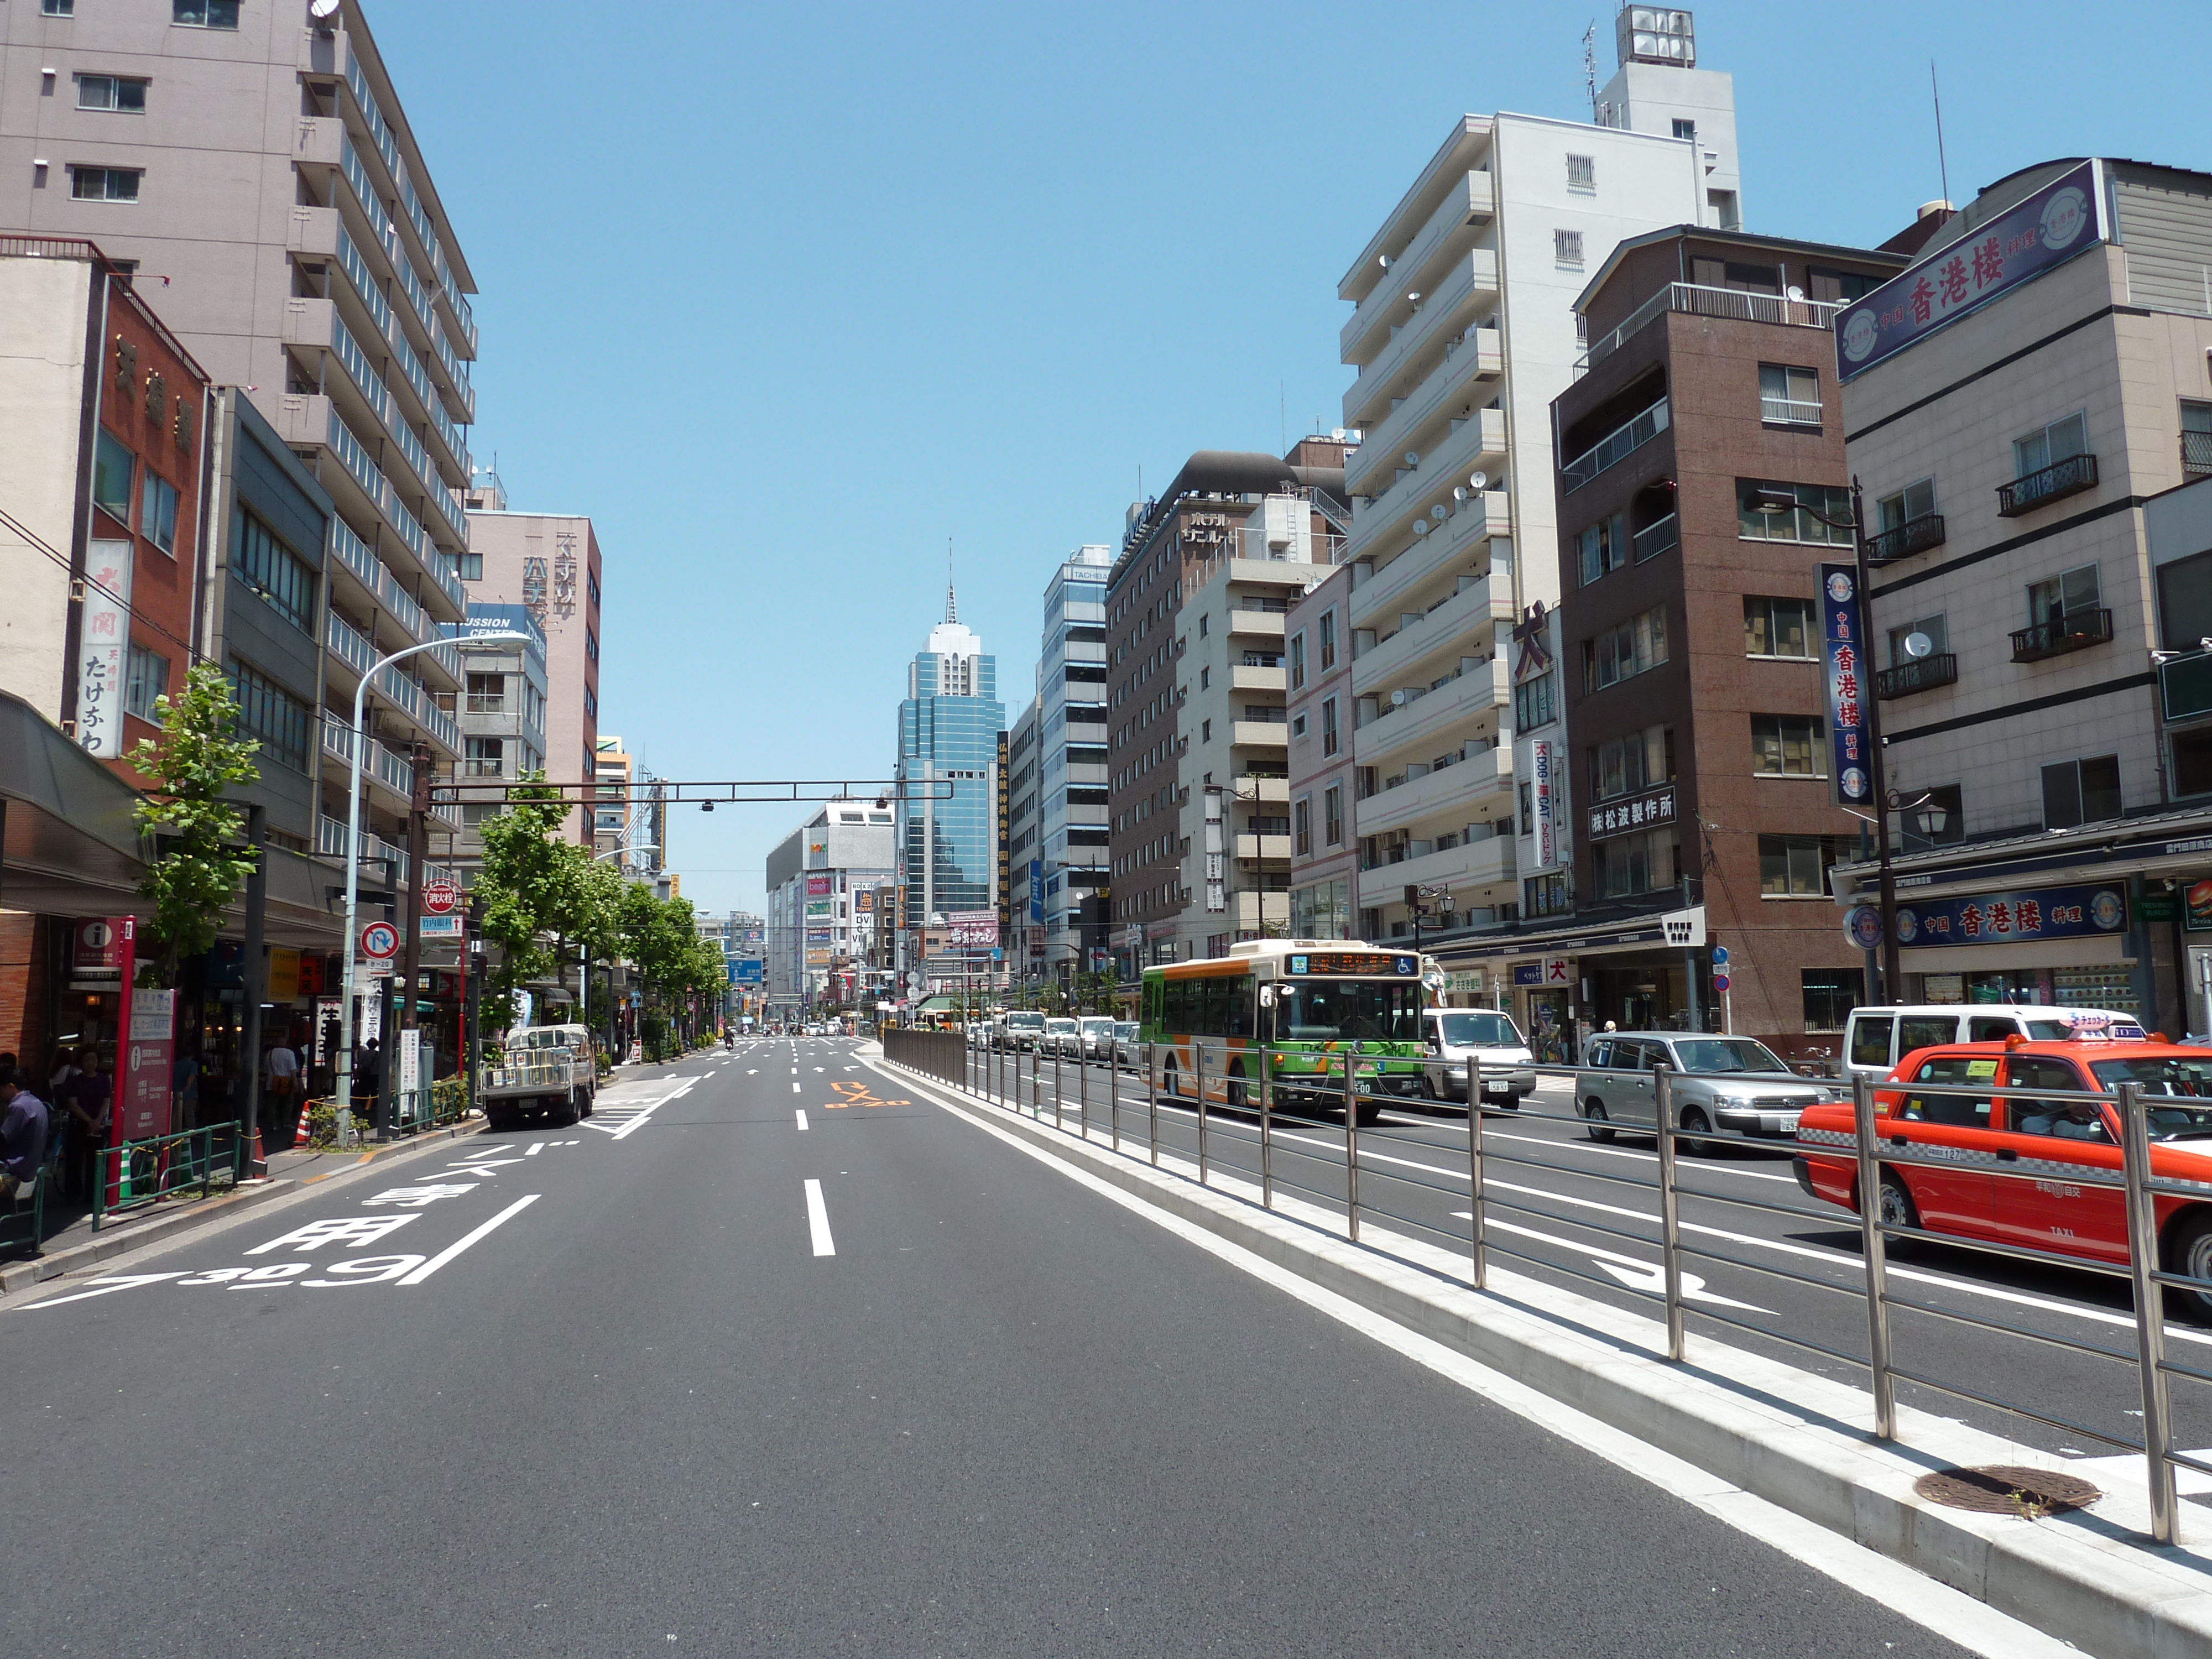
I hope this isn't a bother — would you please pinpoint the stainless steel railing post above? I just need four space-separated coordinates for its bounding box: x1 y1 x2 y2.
1146 1038 1159 1166
1053 1046 1063 1131
1652 1062 1684 1361
1196 1041 1209 1185
2120 1078 2179 1545
1110 1042 1121 1153
1344 1050 1360 1244
1467 1053 1485 1289
1850 1068 1896 1439
1259 1041 1274 1210
1078 1044 1089 1140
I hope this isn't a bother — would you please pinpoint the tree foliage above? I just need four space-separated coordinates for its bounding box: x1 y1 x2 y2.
128 661 261 986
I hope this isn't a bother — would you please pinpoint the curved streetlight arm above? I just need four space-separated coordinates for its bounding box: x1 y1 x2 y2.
334 630 530 1130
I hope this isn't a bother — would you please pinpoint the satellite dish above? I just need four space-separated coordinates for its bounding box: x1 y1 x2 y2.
1404 451 1420 467
1430 504 1448 522
1468 471 1488 492
1412 520 1430 536
1903 631 1934 659
309 0 341 16
1391 690 1409 707
1452 486 1469 503
1786 284 1806 303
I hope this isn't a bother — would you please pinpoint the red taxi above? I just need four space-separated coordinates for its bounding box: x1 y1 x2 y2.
1793 1036 2212 1312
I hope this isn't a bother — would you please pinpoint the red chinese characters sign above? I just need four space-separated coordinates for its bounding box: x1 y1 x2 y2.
1818 564 1871 807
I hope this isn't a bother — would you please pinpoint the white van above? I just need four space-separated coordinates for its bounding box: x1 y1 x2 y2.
1419 1008 1538 1107
1841 1004 2146 1082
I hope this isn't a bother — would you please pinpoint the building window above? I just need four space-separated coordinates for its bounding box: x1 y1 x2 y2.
1876 477 1936 535
465 737 505 778
125 644 168 720
1199 719 1212 744
1743 597 1815 659
1318 609 1337 670
1758 834 1850 896
466 671 507 713
1288 630 1306 691
44 0 75 14
585 627 599 664
458 551 483 581
2015 411 2088 478
1320 696 1338 757
1513 668 1558 731
1199 666 1211 691
2042 755 2121 830
232 508 316 633
583 685 598 720
70 166 142 202
1671 118 1697 140
1886 612 1947 667
1802 969 1863 1034
1582 605 1669 692
1575 515 1626 585
1751 714 1824 778
1566 153 1595 191
1737 479 1853 544
1323 785 1342 846
1591 828 1676 899
1524 870 1572 917
1293 797 1311 858
1808 268 1876 304
226 659 309 772
92 430 133 520
77 75 148 112
1757 364 1821 426
1290 711 1307 739
2028 563 2100 629
1589 724 1673 802
139 473 179 555
1554 229 1584 268
172 0 241 27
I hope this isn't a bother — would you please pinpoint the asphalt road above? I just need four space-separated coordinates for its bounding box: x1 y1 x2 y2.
981 1040 2212 1469
1 1036 2007 1656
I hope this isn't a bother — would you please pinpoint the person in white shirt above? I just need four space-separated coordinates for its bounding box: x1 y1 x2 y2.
266 1042 300 1098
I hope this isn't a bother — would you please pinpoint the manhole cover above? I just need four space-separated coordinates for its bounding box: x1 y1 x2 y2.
1913 1465 2101 1517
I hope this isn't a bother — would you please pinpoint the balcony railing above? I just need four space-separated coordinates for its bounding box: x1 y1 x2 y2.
2184 430 2212 477
2010 607 2114 663
1563 397 1668 492
1630 513 1678 562
1760 396 1822 426
1863 513 1946 564
1997 451 2098 517
325 611 375 680
1875 651 1958 698
1575 282 1844 377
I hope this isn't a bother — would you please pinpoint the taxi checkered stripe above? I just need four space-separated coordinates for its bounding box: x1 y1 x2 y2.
1797 1123 2212 1193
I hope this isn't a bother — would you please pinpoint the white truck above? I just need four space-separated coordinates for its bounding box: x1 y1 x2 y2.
478 1022 597 1131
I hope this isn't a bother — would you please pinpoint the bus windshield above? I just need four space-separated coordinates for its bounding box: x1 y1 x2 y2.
1272 980 1421 1044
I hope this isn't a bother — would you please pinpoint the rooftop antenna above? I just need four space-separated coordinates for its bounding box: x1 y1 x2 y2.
1583 20 1598 119
945 536 956 624
1931 61 1952 209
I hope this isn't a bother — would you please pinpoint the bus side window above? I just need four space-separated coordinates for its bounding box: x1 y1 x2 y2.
1167 980 1187 1034
1228 979 1253 1039
1201 977 1227 1037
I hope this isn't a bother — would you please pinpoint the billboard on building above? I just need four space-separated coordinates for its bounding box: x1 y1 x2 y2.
1531 739 1558 869
947 911 998 947
806 874 833 897
1818 564 1872 808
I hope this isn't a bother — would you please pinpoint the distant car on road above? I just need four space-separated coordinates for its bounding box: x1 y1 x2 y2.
1112 1021 1141 1067
1577 1032 1840 1150
1000 1010 1047 1052
1041 1017 1079 1057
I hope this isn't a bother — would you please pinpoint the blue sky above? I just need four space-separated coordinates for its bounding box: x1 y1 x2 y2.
371 0 2210 917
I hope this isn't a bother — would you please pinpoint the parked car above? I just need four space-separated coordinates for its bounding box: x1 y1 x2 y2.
1041 1017 1079 1057
1841 1004 2143 1083
1794 1037 2212 1312
1112 1021 1141 1067
1419 1008 1537 1108
1577 1032 1840 1150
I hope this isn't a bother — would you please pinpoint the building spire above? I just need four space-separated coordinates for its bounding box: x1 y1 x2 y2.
946 536 957 623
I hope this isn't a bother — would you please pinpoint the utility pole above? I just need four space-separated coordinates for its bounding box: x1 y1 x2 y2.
239 804 268 1170
390 738 431 1140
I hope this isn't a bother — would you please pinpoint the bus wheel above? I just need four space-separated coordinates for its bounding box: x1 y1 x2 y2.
1227 1064 1247 1109
1162 1058 1180 1099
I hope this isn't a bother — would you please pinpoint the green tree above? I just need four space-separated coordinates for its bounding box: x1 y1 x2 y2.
473 775 575 1025
128 662 261 987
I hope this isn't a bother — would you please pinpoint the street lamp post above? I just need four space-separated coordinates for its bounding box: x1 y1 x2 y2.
1751 482 1903 1001
335 631 529 1140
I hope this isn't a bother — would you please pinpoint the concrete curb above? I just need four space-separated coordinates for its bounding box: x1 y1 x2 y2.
0 1118 485 1296
882 1058 2212 1659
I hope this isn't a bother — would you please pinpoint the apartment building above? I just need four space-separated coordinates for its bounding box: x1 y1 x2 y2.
1032 545 1112 980
766 800 897 1009
440 604 546 878
1285 563 1358 941
1105 442 1349 977
1519 227 1904 1055
462 478 604 847
1333 17 1740 952
1 0 481 885
1834 158 2212 1034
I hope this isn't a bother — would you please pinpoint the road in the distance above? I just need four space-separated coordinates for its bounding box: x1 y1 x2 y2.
1 1036 1992 1657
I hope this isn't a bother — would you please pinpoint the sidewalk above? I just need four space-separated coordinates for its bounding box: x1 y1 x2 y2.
0 1117 484 1295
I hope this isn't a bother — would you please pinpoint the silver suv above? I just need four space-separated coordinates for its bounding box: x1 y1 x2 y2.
1420 1009 1536 1108
1577 1032 1840 1149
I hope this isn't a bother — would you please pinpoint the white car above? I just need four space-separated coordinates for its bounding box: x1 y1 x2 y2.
1076 1016 1117 1061
1041 1017 1079 1057
1420 1009 1538 1108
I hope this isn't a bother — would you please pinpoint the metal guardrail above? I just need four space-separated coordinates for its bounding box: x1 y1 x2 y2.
93 1121 244 1231
901 1032 2212 1547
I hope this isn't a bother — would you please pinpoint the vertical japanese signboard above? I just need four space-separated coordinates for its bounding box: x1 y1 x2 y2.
1530 739 1558 870
77 540 133 757
1819 564 1872 808
1836 161 2105 380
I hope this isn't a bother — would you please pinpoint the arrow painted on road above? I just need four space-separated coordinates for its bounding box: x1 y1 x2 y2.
28 1273 183 1308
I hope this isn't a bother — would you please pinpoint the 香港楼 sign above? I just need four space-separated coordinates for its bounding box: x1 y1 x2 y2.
1819 564 1871 808
1587 785 1673 842
1836 160 2104 380
1895 883 2127 948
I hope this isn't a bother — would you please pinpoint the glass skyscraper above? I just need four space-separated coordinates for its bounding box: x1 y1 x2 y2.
896 601 1004 927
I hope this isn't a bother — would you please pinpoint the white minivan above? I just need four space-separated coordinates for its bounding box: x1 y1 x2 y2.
1419 1008 1538 1107
1841 1003 2146 1082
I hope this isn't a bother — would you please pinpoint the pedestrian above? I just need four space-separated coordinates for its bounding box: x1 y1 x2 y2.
357 1037 382 1100
64 1047 111 1205
265 1037 299 1108
0 1068 48 1207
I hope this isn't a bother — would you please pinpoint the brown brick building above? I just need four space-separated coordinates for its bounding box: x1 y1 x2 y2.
1548 229 1903 1058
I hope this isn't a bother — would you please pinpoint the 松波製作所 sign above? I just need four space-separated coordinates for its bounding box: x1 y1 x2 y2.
1818 564 1871 807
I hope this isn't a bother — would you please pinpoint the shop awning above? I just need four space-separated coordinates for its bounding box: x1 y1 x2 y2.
0 690 150 916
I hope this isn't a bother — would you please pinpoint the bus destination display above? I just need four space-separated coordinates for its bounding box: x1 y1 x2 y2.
1285 952 1419 977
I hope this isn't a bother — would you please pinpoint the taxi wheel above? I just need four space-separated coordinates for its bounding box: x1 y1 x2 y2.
1679 1107 1714 1159
2162 1213 2212 1321
1583 1099 1615 1143
1877 1173 1924 1258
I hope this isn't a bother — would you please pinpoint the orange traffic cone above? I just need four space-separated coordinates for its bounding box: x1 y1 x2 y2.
293 1102 312 1149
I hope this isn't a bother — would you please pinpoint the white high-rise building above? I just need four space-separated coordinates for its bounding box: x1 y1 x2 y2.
1335 7 1739 947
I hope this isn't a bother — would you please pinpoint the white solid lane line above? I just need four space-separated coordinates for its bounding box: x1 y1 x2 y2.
804 1178 836 1256
398 1196 541 1286
796 1109 809 1130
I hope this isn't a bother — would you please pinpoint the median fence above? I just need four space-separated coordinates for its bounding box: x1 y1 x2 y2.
93 1120 246 1230
890 1031 2212 1548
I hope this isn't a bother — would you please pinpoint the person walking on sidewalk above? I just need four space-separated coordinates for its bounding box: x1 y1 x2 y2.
62 1048 110 1205
0 1068 49 1206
